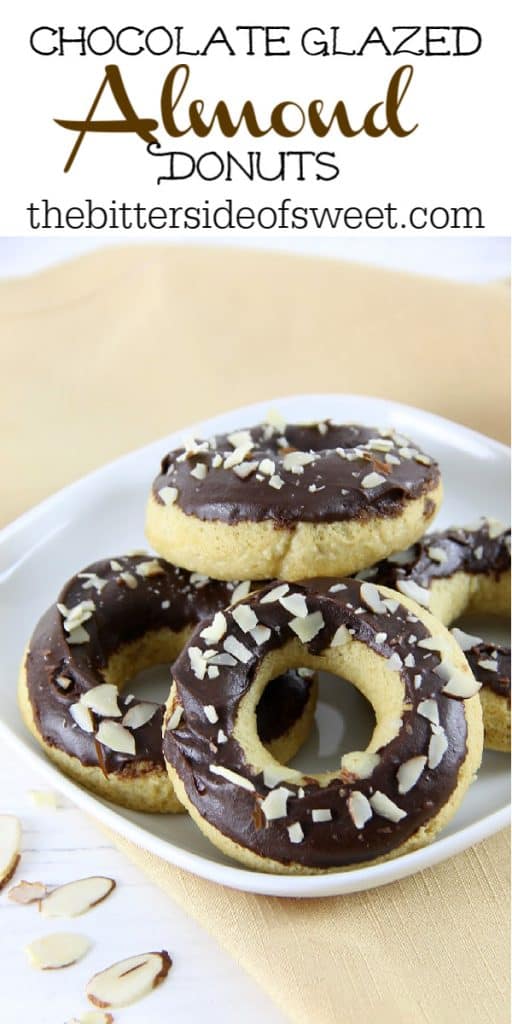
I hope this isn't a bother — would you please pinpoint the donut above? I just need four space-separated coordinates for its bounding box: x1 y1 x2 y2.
18 555 317 813
463 643 510 753
363 518 510 750
146 418 442 581
163 577 483 874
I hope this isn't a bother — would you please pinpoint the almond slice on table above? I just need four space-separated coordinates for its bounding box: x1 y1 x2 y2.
40 876 116 918
86 951 172 1008
9 880 48 904
29 789 59 809
26 932 91 969
0 815 21 888
69 1012 114 1024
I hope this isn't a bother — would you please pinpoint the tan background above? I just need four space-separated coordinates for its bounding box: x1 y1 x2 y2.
1 246 510 1023
0 244 509 524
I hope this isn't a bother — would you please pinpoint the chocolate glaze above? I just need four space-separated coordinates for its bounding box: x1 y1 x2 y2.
152 422 440 527
366 519 510 590
466 644 510 703
25 555 313 777
164 577 470 869
365 519 511 703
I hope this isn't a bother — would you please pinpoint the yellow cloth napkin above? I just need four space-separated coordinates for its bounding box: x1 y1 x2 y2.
0 244 508 523
1 245 510 1024
109 827 509 1024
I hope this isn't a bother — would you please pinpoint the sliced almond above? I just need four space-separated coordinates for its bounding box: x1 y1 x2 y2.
29 789 59 810
223 635 252 664
81 685 121 718
200 611 227 644
9 880 47 904
427 545 448 564
70 1012 114 1024
361 471 386 488
260 583 289 604
188 646 208 680
387 547 416 566
348 791 372 829
26 932 91 970
232 605 259 632
258 458 275 476
360 582 386 614
250 624 271 645
417 699 439 725
396 579 431 607
96 721 136 756
397 756 427 794
428 728 448 769
311 808 332 823
166 705 183 730
265 406 286 430
370 791 406 822
40 877 115 919
417 635 450 654
486 517 505 539
386 652 403 672
70 703 95 733
289 611 324 643
86 951 172 1008
260 787 292 822
451 627 483 651
287 822 304 844
230 580 252 603
280 593 309 618
331 624 350 647
233 463 258 482
68 626 90 645
477 658 499 673
135 559 165 578
203 705 218 724
268 474 284 490
56 674 73 690
158 485 178 506
0 815 21 888
227 429 253 449
441 671 481 698
122 703 157 730
119 571 137 590
210 764 255 792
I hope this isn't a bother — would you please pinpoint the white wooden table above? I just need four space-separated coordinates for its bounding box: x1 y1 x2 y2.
1 754 287 1024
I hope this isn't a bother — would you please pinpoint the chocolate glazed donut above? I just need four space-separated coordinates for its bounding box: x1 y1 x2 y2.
163 578 482 874
18 555 317 813
364 518 511 750
146 419 442 580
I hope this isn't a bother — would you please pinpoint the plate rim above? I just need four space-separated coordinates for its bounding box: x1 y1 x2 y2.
0 719 509 899
1 392 510 898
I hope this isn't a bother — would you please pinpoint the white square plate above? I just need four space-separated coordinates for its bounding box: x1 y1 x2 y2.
1 394 509 898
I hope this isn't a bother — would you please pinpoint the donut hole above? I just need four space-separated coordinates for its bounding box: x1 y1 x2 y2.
235 637 405 786
127 663 174 705
286 670 376 775
104 631 318 755
102 628 188 692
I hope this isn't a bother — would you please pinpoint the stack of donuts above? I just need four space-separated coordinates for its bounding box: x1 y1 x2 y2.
19 414 510 875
